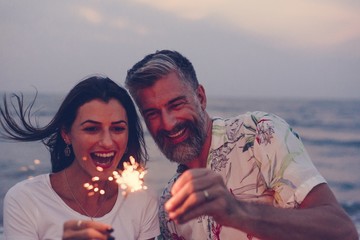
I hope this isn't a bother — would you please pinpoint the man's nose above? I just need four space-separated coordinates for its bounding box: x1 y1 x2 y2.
160 110 177 131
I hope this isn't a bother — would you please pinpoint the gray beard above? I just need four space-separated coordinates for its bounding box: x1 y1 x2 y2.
158 133 204 164
154 113 208 164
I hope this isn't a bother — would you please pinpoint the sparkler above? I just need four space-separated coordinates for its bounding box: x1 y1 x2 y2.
112 156 148 195
84 156 147 196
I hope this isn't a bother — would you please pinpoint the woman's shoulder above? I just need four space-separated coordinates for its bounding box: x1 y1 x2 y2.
5 174 50 200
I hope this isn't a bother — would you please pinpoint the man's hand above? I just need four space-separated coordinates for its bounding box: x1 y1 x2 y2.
165 168 241 227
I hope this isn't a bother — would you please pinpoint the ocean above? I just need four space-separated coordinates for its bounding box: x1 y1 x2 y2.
0 93 359 237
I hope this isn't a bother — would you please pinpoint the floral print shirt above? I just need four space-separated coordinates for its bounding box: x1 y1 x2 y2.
158 111 326 240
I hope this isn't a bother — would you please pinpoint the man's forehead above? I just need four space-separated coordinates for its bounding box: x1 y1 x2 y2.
135 74 192 106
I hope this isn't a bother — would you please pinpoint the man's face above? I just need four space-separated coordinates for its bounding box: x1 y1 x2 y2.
135 72 208 164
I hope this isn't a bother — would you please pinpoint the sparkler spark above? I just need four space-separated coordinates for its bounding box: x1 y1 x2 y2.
84 156 147 196
114 156 148 195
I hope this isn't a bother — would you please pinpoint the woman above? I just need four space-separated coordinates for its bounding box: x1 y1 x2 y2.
1 76 159 239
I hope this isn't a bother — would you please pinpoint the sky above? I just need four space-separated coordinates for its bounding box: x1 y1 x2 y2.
1 0 360 99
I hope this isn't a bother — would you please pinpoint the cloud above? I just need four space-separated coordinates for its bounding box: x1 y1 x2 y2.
1 0 358 99
76 6 103 24
72 4 149 36
132 0 217 20
133 0 360 50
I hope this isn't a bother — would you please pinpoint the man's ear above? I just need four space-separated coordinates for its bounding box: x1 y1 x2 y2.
196 84 207 110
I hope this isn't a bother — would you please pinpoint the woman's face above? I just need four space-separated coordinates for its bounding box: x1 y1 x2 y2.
62 98 129 179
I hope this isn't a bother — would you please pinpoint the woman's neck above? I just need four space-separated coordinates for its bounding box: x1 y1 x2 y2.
50 167 118 219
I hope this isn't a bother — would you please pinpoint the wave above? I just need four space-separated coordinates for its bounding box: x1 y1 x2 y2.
301 137 360 148
287 120 360 132
342 202 360 224
328 180 358 191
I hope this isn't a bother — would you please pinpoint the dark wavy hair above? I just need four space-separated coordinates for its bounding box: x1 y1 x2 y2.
0 75 148 172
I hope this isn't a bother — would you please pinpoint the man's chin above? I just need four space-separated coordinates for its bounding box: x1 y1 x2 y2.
156 136 202 163
162 147 199 164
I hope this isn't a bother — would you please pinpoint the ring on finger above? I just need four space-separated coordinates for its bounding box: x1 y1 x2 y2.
77 220 82 229
203 190 210 201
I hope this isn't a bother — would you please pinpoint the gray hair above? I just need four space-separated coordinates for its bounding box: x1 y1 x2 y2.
125 50 199 98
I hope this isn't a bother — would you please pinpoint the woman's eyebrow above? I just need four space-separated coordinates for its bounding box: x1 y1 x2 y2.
80 119 128 125
80 120 99 125
112 120 128 125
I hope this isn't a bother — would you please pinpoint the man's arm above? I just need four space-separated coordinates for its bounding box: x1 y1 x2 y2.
165 169 358 240
235 183 358 240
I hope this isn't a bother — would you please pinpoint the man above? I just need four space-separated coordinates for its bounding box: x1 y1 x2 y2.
125 50 358 239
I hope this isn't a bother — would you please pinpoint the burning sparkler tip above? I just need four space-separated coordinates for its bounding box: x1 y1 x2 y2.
83 156 148 197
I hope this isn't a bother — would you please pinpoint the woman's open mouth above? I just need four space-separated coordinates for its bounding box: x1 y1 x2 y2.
91 151 115 169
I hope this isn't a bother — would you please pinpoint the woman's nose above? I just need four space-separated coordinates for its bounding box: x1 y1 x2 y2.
100 131 113 147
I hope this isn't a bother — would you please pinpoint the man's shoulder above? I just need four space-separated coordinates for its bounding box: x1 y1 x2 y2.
212 111 273 124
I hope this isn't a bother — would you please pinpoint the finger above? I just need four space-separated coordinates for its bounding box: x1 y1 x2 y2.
165 175 211 212
63 227 111 240
64 220 83 231
167 188 213 220
80 220 113 234
173 199 215 224
166 170 222 212
173 187 239 226
76 220 83 230
168 186 218 220
63 220 113 240
171 169 209 194
168 169 215 204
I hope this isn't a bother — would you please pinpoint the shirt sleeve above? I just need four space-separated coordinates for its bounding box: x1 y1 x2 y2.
158 174 179 240
251 112 326 207
4 184 39 240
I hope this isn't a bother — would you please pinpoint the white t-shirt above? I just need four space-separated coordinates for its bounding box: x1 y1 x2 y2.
4 174 160 240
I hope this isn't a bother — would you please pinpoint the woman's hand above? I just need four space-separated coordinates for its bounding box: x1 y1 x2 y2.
63 220 114 240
